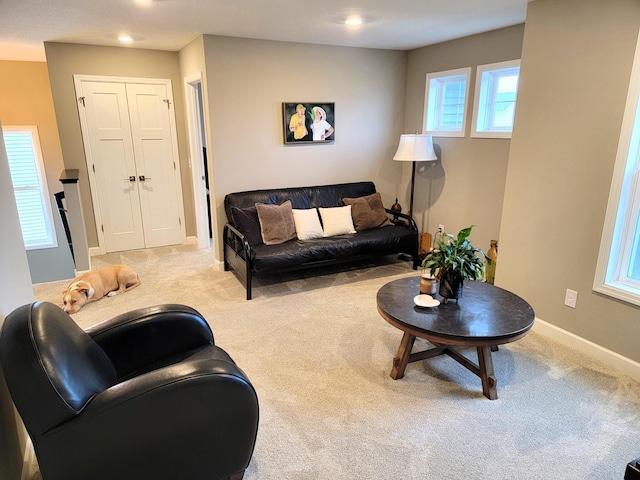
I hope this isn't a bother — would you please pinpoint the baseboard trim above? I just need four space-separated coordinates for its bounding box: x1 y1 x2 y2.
533 318 640 381
213 258 225 271
90 238 199 256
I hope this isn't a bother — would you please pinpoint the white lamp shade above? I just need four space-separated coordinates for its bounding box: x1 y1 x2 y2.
393 134 437 162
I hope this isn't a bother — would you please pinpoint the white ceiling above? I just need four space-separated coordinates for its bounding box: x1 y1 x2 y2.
0 0 529 62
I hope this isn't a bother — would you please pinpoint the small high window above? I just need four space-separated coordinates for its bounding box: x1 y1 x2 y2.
3 126 58 250
471 60 521 138
424 68 471 137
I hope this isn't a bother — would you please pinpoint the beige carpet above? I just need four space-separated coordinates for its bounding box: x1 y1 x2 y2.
28 244 640 480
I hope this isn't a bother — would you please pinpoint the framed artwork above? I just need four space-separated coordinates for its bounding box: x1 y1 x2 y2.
283 102 335 145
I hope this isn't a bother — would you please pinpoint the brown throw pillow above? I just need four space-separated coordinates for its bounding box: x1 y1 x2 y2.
343 192 393 232
256 200 297 245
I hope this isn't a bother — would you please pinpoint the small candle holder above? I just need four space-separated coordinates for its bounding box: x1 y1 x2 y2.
420 274 438 295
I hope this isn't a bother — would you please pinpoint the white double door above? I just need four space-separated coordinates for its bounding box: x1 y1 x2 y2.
75 76 185 253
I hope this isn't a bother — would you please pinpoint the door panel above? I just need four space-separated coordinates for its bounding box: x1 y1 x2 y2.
126 83 183 248
97 140 140 234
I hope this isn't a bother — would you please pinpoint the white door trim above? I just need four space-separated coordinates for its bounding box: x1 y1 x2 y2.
184 72 209 249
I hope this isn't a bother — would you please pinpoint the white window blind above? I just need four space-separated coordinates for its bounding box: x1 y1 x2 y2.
4 126 57 250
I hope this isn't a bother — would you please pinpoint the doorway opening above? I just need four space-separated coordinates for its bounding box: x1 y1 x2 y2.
185 74 212 249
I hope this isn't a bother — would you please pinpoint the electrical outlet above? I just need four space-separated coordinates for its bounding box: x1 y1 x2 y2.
438 224 445 234
564 289 578 308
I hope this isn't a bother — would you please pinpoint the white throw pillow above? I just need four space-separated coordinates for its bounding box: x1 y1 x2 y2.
318 206 356 237
292 208 324 241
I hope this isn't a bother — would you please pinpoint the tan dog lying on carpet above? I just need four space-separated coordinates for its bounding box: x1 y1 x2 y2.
62 264 141 314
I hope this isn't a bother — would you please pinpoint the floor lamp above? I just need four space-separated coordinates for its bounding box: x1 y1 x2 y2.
393 134 437 218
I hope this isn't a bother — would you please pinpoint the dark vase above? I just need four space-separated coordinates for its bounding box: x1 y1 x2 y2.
439 275 463 302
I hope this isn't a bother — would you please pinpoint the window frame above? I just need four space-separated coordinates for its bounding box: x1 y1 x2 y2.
471 59 521 139
594 33 640 306
423 67 471 138
3 125 58 250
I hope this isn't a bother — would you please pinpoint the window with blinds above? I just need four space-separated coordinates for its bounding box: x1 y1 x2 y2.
3 126 57 250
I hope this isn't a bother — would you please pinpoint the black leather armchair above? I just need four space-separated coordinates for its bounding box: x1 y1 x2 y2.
0 302 259 480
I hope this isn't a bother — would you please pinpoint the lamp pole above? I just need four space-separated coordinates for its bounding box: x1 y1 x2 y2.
409 161 417 218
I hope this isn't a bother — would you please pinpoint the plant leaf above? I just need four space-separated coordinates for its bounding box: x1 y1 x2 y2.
457 225 473 243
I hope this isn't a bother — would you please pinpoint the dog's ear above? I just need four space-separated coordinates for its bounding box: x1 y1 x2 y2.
78 287 89 298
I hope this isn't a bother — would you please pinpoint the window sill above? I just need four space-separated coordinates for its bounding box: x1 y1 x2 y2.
470 131 513 139
426 130 465 138
593 283 640 308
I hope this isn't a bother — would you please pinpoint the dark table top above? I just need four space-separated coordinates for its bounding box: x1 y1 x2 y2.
377 277 535 345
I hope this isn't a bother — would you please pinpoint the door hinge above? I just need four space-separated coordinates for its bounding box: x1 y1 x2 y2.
163 99 171 109
173 161 176 170
101 224 104 232
78 96 85 107
92 164 95 173
178 217 182 226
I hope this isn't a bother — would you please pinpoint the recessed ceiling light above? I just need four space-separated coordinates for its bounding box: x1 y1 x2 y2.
345 16 363 27
118 35 133 43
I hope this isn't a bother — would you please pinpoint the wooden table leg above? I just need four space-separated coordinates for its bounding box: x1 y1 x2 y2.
477 345 498 400
391 332 416 380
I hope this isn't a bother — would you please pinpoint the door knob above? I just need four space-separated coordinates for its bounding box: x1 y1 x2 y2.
126 176 136 182
139 175 151 181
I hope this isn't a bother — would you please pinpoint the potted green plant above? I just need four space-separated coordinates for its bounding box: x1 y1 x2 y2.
421 225 489 302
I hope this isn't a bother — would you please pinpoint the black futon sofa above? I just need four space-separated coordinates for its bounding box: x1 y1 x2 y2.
223 181 419 300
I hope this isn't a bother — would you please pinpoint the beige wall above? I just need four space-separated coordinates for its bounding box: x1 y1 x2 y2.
0 60 75 282
178 36 215 247
499 0 640 361
43 43 195 248
200 36 408 261
404 25 525 252
44 39 407 262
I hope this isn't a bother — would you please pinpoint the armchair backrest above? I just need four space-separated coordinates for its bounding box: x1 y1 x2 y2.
0 302 117 436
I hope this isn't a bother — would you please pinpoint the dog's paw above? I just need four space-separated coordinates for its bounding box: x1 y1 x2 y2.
107 291 117 297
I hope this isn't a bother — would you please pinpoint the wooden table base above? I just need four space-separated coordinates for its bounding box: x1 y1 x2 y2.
390 332 499 400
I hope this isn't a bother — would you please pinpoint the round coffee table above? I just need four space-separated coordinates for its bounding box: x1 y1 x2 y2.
377 276 535 399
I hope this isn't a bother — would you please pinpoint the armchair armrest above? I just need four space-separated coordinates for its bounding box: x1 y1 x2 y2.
40 355 259 480
85 304 214 378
